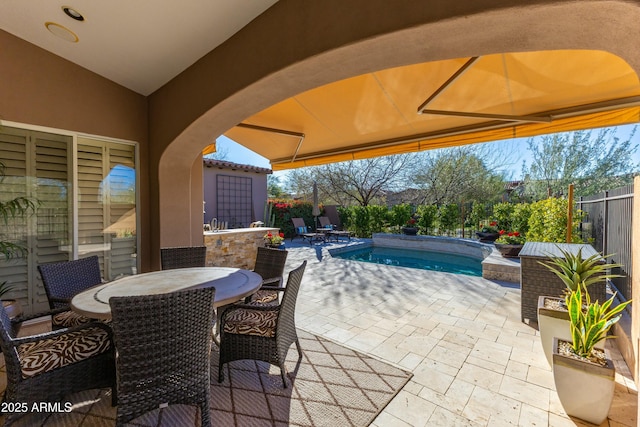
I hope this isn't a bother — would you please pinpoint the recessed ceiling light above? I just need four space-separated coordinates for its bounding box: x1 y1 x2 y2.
45 22 79 43
62 6 84 21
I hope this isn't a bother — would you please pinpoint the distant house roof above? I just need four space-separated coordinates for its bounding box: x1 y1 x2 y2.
203 158 272 174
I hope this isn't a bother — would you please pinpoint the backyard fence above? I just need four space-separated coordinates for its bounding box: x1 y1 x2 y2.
577 184 633 302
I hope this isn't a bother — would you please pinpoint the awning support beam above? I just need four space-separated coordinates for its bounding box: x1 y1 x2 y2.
236 123 305 163
416 56 479 113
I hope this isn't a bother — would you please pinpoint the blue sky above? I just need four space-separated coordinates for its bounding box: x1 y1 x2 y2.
217 123 639 181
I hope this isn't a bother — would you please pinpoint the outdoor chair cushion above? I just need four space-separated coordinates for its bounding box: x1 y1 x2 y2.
17 326 111 378
222 308 278 337
248 289 279 306
296 226 308 234
52 310 93 328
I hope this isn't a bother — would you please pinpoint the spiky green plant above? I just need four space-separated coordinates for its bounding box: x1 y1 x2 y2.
540 246 622 293
566 282 630 358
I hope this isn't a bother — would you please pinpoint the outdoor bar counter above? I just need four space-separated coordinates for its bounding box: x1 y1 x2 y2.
519 242 604 323
204 227 279 269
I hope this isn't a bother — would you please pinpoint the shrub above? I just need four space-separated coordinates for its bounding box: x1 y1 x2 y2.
417 204 438 234
390 204 413 231
527 198 582 243
493 202 515 231
468 202 487 232
438 204 460 236
511 203 532 235
368 205 389 234
352 206 371 237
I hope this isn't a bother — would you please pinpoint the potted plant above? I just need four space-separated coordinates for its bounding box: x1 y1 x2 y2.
537 246 621 366
263 231 285 249
494 230 525 257
475 221 499 242
552 282 630 425
402 218 418 235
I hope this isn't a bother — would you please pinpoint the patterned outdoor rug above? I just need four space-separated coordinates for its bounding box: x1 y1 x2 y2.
1 329 412 426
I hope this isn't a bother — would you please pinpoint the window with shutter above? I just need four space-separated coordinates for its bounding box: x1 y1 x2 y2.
0 126 137 315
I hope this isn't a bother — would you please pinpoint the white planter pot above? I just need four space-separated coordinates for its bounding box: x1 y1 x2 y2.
538 296 604 367
552 338 615 425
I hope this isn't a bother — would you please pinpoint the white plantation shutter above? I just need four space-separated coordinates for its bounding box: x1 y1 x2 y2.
0 127 72 314
78 138 136 281
0 127 137 315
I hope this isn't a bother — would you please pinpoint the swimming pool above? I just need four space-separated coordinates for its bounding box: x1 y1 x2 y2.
332 246 483 276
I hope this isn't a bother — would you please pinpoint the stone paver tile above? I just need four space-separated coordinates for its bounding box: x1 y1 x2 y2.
462 386 521 426
496 331 537 350
499 375 550 411
548 412 580 426
418 377 474 415
469 339 512 367
465 327 500 342
526 365 555 390
519 402 549 426
412 359 457 393
344 330 387 353
475 310 507 327
398 352 425 371
456 363 504 393
397 335 438 357
383 390 434 427
509 346 549 371
370 411 413 427
427 406 482 426
372 341 409 364
323 326 359 343
427 342 470 369
442 330 478 349
608 386 638 427
401 379 423 395
504 359 529 381
465 355 507 375
455 318 487 332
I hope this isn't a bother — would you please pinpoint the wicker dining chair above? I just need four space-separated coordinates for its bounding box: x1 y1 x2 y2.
246 246 288 305
218 260 306 388
160 246 207 270
37 255 103 329
109 287 216 427
0 299 116 426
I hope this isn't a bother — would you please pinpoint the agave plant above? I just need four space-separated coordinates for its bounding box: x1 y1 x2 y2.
566 282 631 358
540 246 622 293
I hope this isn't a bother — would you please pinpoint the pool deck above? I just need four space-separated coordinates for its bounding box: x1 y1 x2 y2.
286 236 637 426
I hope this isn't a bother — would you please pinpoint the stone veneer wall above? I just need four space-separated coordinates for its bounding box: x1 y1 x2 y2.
204 227 279 269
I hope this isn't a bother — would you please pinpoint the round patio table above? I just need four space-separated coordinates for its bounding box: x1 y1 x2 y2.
71 267 262 320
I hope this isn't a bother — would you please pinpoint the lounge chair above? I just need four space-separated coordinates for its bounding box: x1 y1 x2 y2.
291 217 325 245
318 216 352 242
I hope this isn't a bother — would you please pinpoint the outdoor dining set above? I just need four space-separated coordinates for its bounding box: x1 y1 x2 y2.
0 245 306 426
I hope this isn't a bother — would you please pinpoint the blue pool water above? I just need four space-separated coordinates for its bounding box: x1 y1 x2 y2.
333 246 482 276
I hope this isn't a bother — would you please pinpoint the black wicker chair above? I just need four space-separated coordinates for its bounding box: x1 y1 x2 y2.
246 246 288 305
160 246 207 270
109 287 216 427
0 298 115 426
37 255 103 329
218 260 307 388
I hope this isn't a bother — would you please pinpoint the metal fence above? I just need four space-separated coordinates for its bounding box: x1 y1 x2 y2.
577 184 633 301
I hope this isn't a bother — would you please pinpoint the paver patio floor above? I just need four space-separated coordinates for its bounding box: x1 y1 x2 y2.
286 238 637 426
2 237 636 426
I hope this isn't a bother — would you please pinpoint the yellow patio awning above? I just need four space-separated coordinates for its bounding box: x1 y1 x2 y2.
224 50 640 171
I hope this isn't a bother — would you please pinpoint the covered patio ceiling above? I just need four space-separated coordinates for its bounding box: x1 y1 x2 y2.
224 50 640 171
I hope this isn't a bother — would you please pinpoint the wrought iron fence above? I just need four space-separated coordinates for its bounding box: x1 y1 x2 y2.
577 184 633 301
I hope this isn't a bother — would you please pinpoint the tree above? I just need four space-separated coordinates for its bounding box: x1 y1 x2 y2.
412 146 506 205
286 154 418 206
523 127 638 199
267 174 285 198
